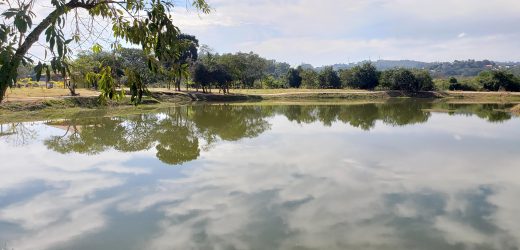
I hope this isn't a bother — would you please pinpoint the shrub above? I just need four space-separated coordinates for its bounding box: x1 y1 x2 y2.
413 70 435 91
449 83 477 91
449 77 458 84
261 76 285 89
348 63 379 89
479 70 520 92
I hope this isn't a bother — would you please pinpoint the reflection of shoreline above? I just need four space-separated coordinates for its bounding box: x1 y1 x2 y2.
36 102 515 167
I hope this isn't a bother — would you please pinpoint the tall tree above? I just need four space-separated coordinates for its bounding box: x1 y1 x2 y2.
286 68 302 88
163 34 199 91
300 69 319 88
349 63 379 89
0 0 210 103
318 66 341 89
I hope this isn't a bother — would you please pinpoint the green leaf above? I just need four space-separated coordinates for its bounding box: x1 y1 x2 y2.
92 43 103 54
2 11 17 18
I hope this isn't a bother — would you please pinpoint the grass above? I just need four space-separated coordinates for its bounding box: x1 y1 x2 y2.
3 87 98 102
512 104 520 114
227 88 371 95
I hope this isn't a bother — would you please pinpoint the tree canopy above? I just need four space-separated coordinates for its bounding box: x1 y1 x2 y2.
0 0 210 103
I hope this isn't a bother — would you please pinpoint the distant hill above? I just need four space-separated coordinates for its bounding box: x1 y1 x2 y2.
308 60 520 77
322 60 429 71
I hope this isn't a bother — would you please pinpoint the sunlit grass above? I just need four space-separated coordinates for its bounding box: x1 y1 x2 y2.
219 88 371 95
512 104 520 114
4 87 99 101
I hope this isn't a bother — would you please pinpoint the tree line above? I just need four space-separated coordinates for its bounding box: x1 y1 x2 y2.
14 43 520 100
60 43 520 94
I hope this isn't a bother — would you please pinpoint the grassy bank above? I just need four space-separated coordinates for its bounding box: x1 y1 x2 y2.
2 88 520 123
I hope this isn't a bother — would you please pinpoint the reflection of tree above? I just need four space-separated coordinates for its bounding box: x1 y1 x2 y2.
337 104 380 130
190 105 271 141
45 118 128 154
0 122 36 146
276 100 433 130
316 106 341 127
155 108 200 165
474 104 512 123
43 105 271 166
115 114 159 152
41 101 513 166
443 103 513 123
378 100 431 126
279 105 318 124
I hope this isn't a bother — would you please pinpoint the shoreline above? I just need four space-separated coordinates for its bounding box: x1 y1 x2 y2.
2 90 520 123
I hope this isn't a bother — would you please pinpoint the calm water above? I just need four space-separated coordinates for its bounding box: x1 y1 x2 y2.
1 100 520 250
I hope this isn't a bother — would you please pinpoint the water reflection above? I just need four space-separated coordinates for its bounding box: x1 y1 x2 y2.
0 100 519 250
38 100 515 165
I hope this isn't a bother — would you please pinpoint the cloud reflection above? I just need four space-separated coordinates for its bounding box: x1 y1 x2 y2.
0 102 519 250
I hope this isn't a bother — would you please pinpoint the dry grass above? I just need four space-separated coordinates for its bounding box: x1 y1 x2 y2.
511 104 520 114
4 87 99 102
227 88 370 95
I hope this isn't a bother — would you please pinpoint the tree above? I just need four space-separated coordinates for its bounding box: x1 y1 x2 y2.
478 70 520 92
338 68 354 88
211 66 233 93
286 68 302 88
163 34 199 91
380 68 434 92
191 62 211 92
0 0 210 103
118 48 159 85
300 69 319 88
349 63 379 89
318 66 341 89
380 68 416 91
449 77 458 84
218 52 267 88
413 69 434 91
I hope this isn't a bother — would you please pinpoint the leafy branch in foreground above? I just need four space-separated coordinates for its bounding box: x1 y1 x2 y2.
0 0 211 103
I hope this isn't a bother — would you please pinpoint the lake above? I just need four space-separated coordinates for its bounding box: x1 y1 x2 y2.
1 100 519 250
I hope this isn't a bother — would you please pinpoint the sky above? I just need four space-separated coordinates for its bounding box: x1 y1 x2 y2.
171 0 520 66
15 0 520 67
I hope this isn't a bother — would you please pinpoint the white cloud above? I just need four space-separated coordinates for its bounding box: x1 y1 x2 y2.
234 34 520 66
176 0 520 65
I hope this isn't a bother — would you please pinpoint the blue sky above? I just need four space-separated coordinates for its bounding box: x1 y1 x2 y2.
172 0 520 66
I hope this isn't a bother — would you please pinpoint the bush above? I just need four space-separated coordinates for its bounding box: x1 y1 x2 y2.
261 76 285 89
478 70 520 92
318 66 341 89
379 68 435 92
449 77 458 84
300 69 319 88
347 63 379 89
433 79 450 90
413 70 435 91
448 82 477 91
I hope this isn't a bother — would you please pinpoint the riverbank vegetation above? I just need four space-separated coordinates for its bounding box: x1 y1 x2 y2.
10 45 520 105
3 1 520 108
